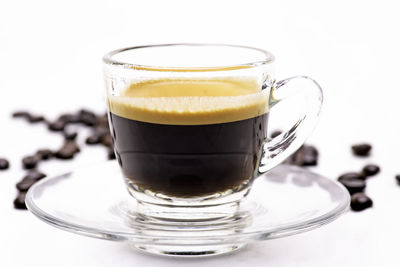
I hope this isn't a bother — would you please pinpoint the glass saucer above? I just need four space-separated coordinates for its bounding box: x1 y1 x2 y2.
26 161 350 257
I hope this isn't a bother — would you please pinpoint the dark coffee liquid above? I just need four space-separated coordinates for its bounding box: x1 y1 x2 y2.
109 113 268 197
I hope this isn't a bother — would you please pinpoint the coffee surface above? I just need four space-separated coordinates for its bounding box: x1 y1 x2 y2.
108 79 269 197
108 78 269 125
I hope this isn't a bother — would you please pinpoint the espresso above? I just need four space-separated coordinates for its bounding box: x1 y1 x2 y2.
108 79 269 197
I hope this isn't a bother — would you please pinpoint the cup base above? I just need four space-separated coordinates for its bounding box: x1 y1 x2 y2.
136 200 241 221
132 243 246 257
126 180 251 221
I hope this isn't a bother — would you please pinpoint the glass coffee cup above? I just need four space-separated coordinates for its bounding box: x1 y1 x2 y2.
103 44 322 221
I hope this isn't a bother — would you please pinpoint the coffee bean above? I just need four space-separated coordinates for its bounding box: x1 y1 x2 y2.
58 113 81 124
96 114 109 128
0 158 10 170
16 171 46 192
395 175 400 185
85 126 109 145
79 109 97 126
338 172 367 182
270 130 282 138
95 126 109 136
66 140 80 152
55 141 80 159
86 134 102 145
101 134 113 148
12 111 30 118
16 178 37 192
362 164 380 177
79 109 96 117
13 192 27 210
299 145 318 166
64 130 78 140
55 149 74 160
108 148 116 160
22 155 39 169
351 193 373 211
28 114 45 123
289 145 319 166
338 178 366 195
36 149 53 160
48 120 67 132
24 170 46 181
351 143 372 157
81 116 96 126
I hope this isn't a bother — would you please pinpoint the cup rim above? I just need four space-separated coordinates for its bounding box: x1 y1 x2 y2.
102 43 275 72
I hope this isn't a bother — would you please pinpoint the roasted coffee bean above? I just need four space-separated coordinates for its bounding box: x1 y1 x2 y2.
395 175 400 185
66 141 80 152
351 193 373 211
86 134 102 145
338 178 366 195
36 149 53 160
64 130 78 140
0 158 10 170
16 171 46 192
101 134 113 148
58 113 81 124
13 192 27 210
338 172 367 182
270 130 282 138
108 148 116 160
85 126 109 145
79 109 97 126
65 140 80 152
299 145 318 166
12 111 30 118
94 126 109 136
23 170 46 181
48 120 66 132
79 109 96 117
55 141 80 159
16 178 37 192
81 116 96 126
96 114 109 128
351 143 372 157
55 149 74 160
28 114 45 123
289 145 319 166
22 155 39 169
362 164 380 177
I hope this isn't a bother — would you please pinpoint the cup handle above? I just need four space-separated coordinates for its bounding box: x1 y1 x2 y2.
258 76 323 174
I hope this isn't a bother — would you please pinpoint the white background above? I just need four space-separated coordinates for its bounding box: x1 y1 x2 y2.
1 0 400 266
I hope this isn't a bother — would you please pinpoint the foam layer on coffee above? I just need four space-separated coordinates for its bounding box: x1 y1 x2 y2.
108 78 269 125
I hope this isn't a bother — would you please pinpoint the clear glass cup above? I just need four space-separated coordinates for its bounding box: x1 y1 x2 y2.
103 44 323 221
